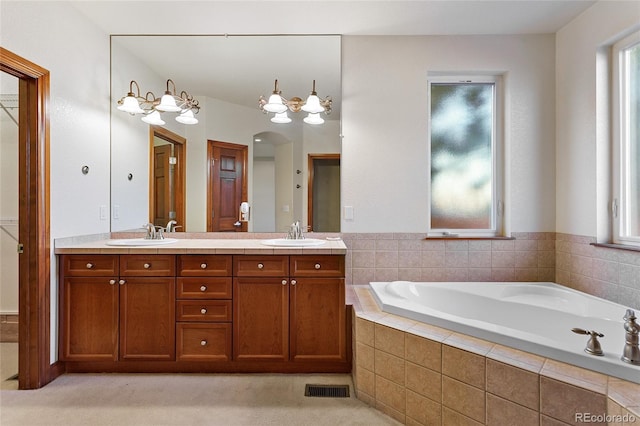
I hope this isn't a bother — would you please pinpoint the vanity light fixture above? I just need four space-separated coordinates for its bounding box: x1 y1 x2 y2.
117 79 200 125
258 79 331 124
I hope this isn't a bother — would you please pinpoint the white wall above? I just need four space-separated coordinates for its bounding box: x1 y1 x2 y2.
556 1 640 238
341 35 556 233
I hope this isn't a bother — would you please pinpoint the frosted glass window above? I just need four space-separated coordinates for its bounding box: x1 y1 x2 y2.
429 82 495 230
613 31 640 246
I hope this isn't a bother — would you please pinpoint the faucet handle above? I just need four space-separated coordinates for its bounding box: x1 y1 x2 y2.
572 328 604 356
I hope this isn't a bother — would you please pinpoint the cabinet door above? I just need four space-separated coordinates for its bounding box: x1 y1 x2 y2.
60 277 118 361
290 277 346 362
233 277 289 361
119 277 176 361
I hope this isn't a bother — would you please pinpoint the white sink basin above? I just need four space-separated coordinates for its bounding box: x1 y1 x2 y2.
105 238 179 246
261 238 326 247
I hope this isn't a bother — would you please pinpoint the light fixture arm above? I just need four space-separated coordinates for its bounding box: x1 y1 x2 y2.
165 79 177 95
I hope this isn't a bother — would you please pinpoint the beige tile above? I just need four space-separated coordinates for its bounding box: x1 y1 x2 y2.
623 407 640 421
443 332 494 357
515 267 538 281
356 317 375 346
375 400 406 424
375 375 406 415
487 344 546 373
608 378 640 409
405 333 442 372
540 414 573 425
608 398 623 426
376 313 418 331
407 322 452 343
356 342 375 371
486 393 539 426
405 361 442 403
442 406 483 426
468 251 491 267
442 376 485 423
406 389 442 426
541 359 608 395
356 389 376 407
540 376 607 425
356 366 376 397
375 349 405 385
442 345 485 389
375 324 405 357
486 359 539 410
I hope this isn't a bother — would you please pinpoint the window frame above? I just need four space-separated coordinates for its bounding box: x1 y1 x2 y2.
612 30 640 247
426 75 504 237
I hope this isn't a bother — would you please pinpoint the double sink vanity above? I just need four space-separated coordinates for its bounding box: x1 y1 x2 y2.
55 236 350 374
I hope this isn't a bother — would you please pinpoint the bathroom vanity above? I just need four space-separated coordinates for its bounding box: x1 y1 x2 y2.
55 238 350 374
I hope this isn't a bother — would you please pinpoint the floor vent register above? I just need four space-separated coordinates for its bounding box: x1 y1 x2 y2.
304 384 350 398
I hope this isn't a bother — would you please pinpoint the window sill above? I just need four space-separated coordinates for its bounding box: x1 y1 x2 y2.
590 242 640 253
424 236 515 240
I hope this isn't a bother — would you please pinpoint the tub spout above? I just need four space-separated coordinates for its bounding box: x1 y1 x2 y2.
622 309 640 365
571 328 604 356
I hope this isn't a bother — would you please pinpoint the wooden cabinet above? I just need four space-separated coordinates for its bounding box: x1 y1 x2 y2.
59 254 176 362
176 255 233 362
233 255 345 364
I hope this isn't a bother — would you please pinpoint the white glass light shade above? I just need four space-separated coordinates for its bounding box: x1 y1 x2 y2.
176 109 198 125
156 93 182 112
263 94 288 113
141 110 166 125
301 94 325 113
271 112 292 124
117 96 145 114
303 113 324 125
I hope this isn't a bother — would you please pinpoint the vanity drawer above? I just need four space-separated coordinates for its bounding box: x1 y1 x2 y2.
176 323 232 362
176 300 232 322
119 254 176 276
177 255 233 277
290 255 345 277
234 255 289 277
62 255 119 276
176 277 232 299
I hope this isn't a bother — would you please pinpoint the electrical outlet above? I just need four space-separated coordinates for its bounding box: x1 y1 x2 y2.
100 205 107 220
113 204 120 219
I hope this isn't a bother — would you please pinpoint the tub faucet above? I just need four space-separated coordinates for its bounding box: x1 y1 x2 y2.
571 328 604 356
621 309 640 365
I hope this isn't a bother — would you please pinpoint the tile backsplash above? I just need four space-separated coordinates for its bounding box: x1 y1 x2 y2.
342 231 640 310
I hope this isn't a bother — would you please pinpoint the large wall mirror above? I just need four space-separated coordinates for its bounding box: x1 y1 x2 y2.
111 35 341 233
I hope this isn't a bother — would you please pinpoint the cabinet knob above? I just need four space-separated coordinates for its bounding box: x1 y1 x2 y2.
200 263 207 269
200 285 207 292
258 263 264 269
282 280 287 285
291 279 297 286
200 308 207 314
119 279 126 285
86 263 94 269
109 279 116 285
315 263 321 270
200 340 207 346
143 263 151 269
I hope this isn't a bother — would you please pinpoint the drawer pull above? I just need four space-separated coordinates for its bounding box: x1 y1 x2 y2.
143 263 151 269
119 279 126 285
257 263 264 269
282 280 287 285
200 285 207 292
291 279 297 286
200 308 207 314
315 263 321 270
109 279 116 285
86 263 94 269
200 340 207 346
200 263 207 269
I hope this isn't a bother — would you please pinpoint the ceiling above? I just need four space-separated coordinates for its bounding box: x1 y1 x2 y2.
84 1 597 118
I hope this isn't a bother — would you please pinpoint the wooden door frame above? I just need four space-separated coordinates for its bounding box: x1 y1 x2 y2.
307 153 340 232
1 48 53 389
148 126 186 230
206 140 248 232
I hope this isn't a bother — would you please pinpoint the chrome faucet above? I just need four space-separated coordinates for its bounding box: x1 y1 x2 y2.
165 220 178 233
622 309 640 365
287 221 304 240
143 223 156 240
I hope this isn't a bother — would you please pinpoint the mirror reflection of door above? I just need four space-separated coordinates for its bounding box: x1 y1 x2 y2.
149 126 185 231
308 154 340 232
207 140 248 232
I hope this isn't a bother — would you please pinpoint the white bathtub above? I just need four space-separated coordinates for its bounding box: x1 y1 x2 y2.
369 281 640 384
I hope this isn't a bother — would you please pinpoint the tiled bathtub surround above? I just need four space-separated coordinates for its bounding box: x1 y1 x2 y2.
555 233 640 310
351 286 640 425
341 232 556 286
